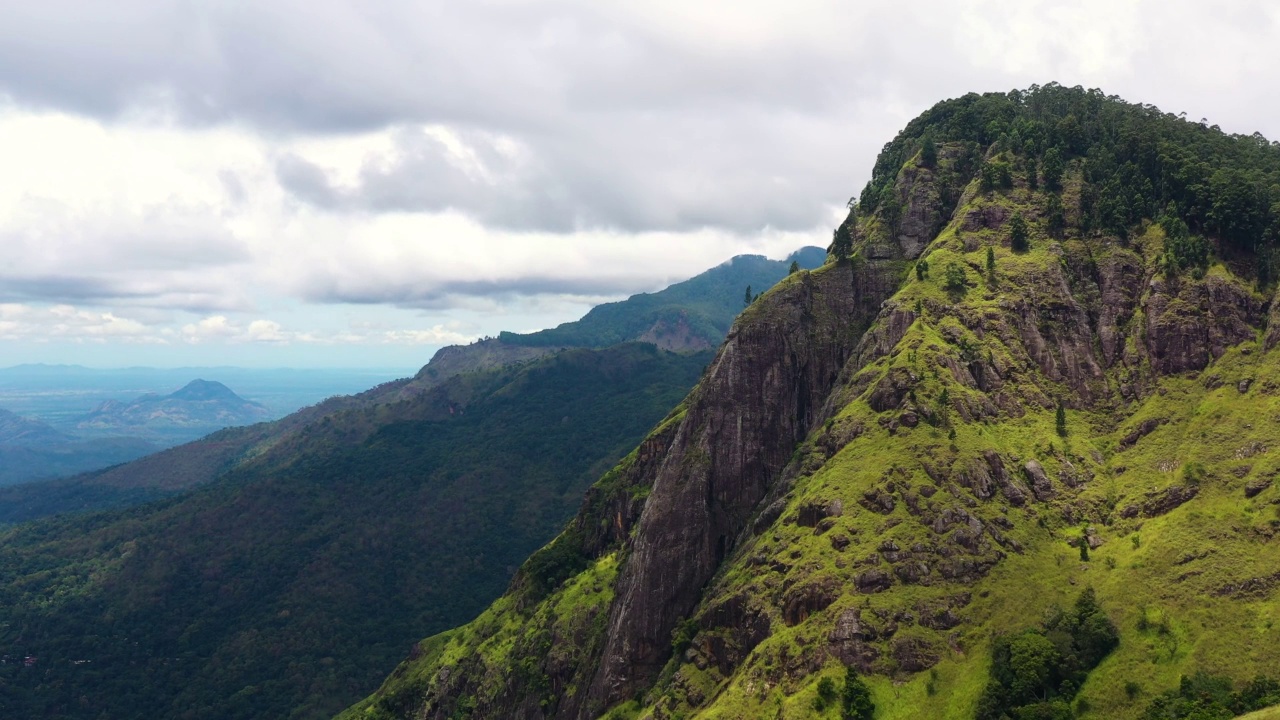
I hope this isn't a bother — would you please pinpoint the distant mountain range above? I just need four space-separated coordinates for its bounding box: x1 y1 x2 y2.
0 408 70 445
75 379 270 433
409 247 825 389
0 380 270 486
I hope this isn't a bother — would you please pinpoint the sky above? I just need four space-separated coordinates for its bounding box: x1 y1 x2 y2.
1 1 1279 369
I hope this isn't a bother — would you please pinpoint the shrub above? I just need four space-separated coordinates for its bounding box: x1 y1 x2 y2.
944 262 967 294
842 667 875 720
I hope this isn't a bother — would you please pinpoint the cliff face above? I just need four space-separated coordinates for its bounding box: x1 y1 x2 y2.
343 94 1280 720
581 258 899 714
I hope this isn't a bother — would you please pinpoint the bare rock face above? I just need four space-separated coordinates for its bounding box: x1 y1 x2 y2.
1121 484 1200 519
892 164 949 258
984 451 1029 506
891 637 941 672
580 260 899 716
1094 250 1146 367
1144 274 1264 375
1119 418 1165 450
1023 460 1055 501
1266 294 1280 351
1245 478 1273 499
781 578 839 626
828 608 879 670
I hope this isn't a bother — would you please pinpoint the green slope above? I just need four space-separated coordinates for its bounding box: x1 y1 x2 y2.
341 85 1280 720
0 344 711 720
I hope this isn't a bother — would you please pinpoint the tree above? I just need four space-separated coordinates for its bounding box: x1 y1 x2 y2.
944 262 967 294
1055 402 1067 437
832 228 853 260
921 132 938 168
1010 212 1030 252
814 676 839 711
986 246 997 276
1079 536 1090 562
789 260 801 275
743 285 753 307
1042 147 1064 191
1026 157 1039 190
1045 192 1065 235
842 666 875 720
1008 632 1062 704
981 161 1014 193
916 258 930 280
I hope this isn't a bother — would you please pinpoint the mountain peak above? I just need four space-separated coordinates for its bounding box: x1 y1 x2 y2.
168 379 243 402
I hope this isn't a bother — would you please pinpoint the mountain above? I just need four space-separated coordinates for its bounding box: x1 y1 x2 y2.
0 250 822 523
75 379 270 435
0 408 70 445
410 248 825 386
342 85 1280 720
0 380 267 486
0 408 158 486
0 344 712 720
0 250 817 719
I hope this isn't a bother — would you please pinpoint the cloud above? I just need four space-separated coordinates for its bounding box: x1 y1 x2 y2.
0 303 158 343
2 1 1280 365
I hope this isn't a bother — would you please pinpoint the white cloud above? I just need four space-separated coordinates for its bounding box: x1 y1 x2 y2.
0 1 1278 366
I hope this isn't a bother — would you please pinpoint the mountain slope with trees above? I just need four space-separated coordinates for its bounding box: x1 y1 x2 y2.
340 84 1280 720
0 343 712 720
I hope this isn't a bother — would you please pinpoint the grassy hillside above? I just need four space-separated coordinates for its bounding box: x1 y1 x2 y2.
340 85 1280 720
0 344 711 720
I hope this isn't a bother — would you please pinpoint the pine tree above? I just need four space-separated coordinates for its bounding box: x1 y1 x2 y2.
1042 147 1065 191
1010 212 1030 252
921 132 938 168
1045 192 1066 235
1056 402 1067 437
986 245 996 276
832 228 853 260
743 285 752 307
789 260 801 274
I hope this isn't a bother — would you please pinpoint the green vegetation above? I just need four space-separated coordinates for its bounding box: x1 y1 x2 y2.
1010 211 1030 252
843 667 876 720
858 83 1280 275
833 226 854 260
1143 672 1280 719
0 344 711 720
977 589 1118 719
498 248 824 348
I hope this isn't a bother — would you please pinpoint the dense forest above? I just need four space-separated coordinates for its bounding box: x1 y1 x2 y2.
856 83 1280 281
